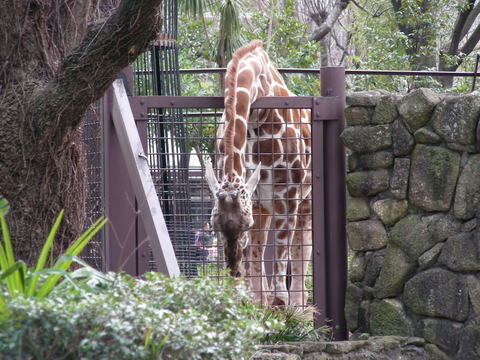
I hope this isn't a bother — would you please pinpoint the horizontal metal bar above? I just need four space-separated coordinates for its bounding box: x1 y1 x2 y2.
130 96 224 110
175 67 480 77
131 95 321 109
130 96 340 119
345 69 480 77
253 96 313 108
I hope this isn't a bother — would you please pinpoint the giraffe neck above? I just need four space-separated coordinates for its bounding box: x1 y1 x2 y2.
222 40 274 181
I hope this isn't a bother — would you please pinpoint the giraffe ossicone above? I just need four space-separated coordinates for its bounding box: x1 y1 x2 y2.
206 40 312 306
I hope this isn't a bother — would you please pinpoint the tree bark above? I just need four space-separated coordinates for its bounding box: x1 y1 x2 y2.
0 0 163 265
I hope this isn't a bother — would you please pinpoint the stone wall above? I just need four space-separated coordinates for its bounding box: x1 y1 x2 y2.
342 89 480 360
252 336 445 360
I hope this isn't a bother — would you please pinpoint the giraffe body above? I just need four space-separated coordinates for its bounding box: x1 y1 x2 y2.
206 40 312 306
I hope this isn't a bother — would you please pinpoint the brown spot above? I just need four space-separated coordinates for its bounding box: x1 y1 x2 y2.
298 200 311 214
259 113 283 135
236 92 250 117
282 129 300 162
275 219 284 228
274 201 286 214
252 139 281 166
271 297 287 306
273 166 287 183
259 75 270 95
291 160 305 183
234 120 247 150
288 200 298 213
301 123 311 139
233 153 243 175
253 205 270 215
237 70 253 89
287 187 297 200
277 230 288 239
260 170 269 181
285 126 297 139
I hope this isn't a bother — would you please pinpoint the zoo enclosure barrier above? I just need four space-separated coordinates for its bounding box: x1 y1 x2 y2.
81 63 480 343
111 66 347 339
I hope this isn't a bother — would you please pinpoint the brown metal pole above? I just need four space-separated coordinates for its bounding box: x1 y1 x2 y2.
311 99 327 329
320 67 348 340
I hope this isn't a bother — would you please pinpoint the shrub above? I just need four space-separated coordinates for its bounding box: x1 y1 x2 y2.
0 197 107 317
259 305 331 344
0 273 268 359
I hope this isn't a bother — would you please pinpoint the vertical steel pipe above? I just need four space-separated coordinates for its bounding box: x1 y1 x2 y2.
321 67 348 340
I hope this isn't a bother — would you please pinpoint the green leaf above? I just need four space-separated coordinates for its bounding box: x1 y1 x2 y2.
27 210 64 297
0 216 21 294
0 261 24 282
0 199 9 217
36 217 107 298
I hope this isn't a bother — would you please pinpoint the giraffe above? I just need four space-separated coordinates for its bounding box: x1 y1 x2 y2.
205 40 312 306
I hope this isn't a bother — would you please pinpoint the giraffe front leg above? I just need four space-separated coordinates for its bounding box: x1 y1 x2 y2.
245 209 271 306
270 212 298 306
289 199 312 306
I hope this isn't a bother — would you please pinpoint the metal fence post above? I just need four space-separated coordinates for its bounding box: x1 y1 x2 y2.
311 98 327 331
320 66 348 340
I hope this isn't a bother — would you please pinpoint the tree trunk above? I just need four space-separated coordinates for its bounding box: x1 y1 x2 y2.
0 0 163 265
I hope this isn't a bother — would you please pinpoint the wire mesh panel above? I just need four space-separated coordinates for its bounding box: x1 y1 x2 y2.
82 101 105 270
146 107 224 277
238 107 313 307
136 99 315 308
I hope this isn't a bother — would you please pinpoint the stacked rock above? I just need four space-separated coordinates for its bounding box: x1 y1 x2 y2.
343 89 480 360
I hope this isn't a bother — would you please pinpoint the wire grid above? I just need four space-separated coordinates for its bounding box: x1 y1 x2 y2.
144 107 219 277
81 101 105 270
244 108 313 307
145 104 313 306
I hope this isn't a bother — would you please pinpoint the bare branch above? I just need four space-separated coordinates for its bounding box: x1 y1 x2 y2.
351 0 368 13
448 0 476 55
308 0 349 42
461 21 480 55
460 0 480 40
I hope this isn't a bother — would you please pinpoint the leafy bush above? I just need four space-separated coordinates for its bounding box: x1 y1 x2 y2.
0 198 106 319
260 305 330 344
0 273 269 359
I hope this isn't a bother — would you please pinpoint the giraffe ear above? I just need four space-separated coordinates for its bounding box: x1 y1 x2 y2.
205 161 220 195
246 162 262 194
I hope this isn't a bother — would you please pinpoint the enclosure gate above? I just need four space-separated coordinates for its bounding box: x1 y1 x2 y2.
103 67 345 339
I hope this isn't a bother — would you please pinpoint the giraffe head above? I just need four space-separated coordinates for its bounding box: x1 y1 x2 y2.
205 162 261 277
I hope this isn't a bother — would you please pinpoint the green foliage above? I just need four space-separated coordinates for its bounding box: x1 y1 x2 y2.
0 273 269 359
347 0 476 92
178 0 321 96
244 0 321 95
259 305 330 343
0 198 106 319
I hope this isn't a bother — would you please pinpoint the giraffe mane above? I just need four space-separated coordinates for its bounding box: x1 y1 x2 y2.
223 40 263 177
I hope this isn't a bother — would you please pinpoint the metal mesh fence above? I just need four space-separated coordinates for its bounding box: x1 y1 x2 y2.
147 107 223 278
82 101 105 270
137 99 314 306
